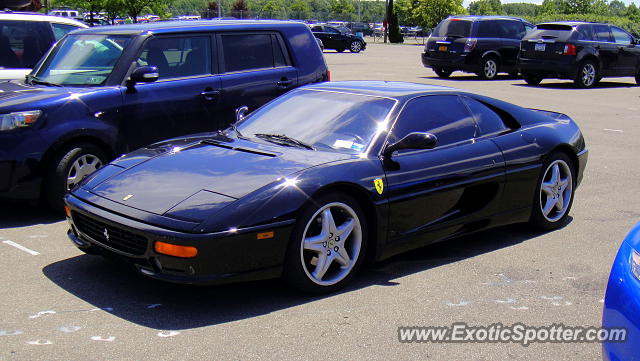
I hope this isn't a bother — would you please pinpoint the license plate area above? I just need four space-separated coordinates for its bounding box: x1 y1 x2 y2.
438 45 448 52
534 43 546 51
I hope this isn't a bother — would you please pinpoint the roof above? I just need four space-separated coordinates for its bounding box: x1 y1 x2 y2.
73 19 306 36
536 21 598 26
448 15 527 22
300 81 458 98
0 11 87 27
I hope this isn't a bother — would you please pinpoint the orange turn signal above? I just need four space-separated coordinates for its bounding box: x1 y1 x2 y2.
154 241 198 258
257 231 274 240
64 205 71 218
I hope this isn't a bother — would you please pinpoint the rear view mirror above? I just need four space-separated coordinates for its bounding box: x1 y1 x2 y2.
384 132 438 158
128 66 159 85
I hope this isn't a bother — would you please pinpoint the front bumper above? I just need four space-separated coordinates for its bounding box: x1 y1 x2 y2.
602 234 640 361
0 131 47 200
518 57 578 79
65 194 294 285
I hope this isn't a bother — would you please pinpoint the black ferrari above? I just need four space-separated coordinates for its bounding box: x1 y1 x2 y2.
64 81 588 293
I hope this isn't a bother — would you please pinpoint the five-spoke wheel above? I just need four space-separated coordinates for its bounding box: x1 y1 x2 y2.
478 57 499 80
285 193 366 293
530 152 575 230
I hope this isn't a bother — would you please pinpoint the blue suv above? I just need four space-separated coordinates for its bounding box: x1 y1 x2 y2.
0 20 329 210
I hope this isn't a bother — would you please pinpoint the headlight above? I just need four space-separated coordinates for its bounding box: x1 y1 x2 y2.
0 110 42 131
632 249 640 281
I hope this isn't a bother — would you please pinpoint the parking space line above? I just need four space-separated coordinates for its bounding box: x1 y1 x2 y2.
2 240 40 256
603 128 623 133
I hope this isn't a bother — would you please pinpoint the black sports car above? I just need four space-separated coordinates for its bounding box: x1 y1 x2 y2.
64 81 588 293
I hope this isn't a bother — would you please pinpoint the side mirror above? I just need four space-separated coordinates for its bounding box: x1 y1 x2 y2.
235 106 249 122
128 66 159 86
384 132 438 158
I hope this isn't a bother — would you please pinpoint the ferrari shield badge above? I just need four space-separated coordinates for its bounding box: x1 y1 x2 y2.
374 178 384 195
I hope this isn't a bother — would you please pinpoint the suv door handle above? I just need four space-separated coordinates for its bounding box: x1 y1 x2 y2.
276 79 293 87
201 89 220 101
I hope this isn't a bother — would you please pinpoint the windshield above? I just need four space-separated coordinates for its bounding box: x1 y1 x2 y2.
234 89 396 154
32 34 132 86
432 19 472 37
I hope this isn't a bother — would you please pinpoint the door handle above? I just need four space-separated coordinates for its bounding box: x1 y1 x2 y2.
276 79 293 87
200 89 220 101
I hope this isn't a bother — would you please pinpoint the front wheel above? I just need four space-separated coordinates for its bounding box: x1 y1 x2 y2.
433 67 452 78
574 60 598 88
284 193 367 293
349 40 362 53
45 142 107 212
529 152 576 230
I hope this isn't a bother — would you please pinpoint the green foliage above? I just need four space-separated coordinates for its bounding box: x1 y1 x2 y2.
526 13 640 37
468 0 503 15
388 0 404 43
503 2 539 16
330 0 356 21
411 0 466 29
289 0 311 20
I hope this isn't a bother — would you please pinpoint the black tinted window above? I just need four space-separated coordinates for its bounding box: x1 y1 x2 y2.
593 25 611 42
461 97 508 135
272 35 287 67
611 27 632 45
138 36 211 79
501 20 525 39
325 27 340 34
476 21 500 38
311 26 322 32
577 25 594 40
0 20 52 68
433 19 472 37
222 33 281 72
391 95 477 148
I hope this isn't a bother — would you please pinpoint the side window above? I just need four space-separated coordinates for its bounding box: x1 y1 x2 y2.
0 20 52 68
51 23 81 41
311 26 323 32
461 97 508 136
501 20 523 39
476 21 500 38
593 25 612 42
138 36 211 79
390 95 477 149
326 27 340 34
577 25 594 41
611 27 632 45
221 33 287 72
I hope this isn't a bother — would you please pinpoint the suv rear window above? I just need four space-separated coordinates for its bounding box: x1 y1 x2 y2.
432 19 472 38
524 24 575 41
0 20 53 68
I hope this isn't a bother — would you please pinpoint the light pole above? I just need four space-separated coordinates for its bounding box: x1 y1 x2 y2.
218 0 222 18
384 0 389 43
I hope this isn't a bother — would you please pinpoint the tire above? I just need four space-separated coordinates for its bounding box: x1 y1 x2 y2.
433 67 452 78
574 60 598 88
336 48 345 53
529 152 576 231
523 73 543 85
635 73 640 85
477 56 499 80
45 142 107 212
284 192 367 293
349 40 362 53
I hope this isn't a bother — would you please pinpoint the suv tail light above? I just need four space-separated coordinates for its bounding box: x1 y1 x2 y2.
563 44 576 55
464 38 477 53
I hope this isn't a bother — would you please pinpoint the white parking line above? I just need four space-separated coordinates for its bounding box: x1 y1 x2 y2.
603 128 624 133
2 240 40 256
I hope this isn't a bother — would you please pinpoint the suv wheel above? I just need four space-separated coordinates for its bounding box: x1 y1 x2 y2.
433 68 452 78
478 56 499 80
574 60 598 88
523 73 543 85
349 40 362 53
45 142 107 212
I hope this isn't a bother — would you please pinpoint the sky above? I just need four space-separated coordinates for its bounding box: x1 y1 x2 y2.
461 0 638 6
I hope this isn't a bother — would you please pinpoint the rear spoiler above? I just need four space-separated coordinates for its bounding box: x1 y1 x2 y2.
527 108 572 123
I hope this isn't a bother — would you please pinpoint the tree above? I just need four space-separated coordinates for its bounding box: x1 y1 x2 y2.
123 0 155 22
413 0 466 29
388 0 403 42
103 0 125 24
260 0 286 19
203 1 219 18
608 0 627 16
289 0 311 19
503 2 539 16
330 0 356 21
627 3 640 20
468 0 503 15
231 0 250 18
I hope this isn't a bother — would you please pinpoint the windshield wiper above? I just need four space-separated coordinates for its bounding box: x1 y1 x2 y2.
26 75 62 87
254 133 315 150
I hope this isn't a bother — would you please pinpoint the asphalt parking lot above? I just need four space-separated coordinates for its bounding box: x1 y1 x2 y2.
1 42 639 360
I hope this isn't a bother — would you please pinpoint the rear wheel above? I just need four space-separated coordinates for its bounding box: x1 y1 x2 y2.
477 56 499 80
574 60 598 88
349 40 362 53
45 142 107 212
523 73 542 85
433 67 452 78
284 192 367 293
529 152 575 230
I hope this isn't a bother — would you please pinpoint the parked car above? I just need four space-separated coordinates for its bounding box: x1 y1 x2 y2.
48 9 81 19
347 22 373 36
311 24 366 53
0 20 328 210
519 22 640 88
64 81 587 293
422 16 534 79
0 11 87 81
602 222 640 360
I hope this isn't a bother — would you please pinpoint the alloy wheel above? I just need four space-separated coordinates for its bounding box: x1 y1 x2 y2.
580 63 596 87
539 160 573 222
66 154 102 191
483 59 497 79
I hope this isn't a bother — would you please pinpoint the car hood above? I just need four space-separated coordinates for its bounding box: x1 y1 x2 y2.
0 69 30 82
83 136 352 218
0 80 94 109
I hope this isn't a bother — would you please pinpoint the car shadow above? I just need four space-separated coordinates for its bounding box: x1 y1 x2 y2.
0 201 63 228
514 80 637 89
42 222 561 331
420 74 521 81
